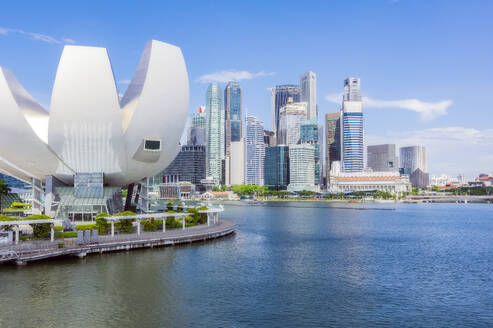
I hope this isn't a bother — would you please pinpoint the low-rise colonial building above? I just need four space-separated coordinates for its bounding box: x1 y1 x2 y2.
328 161 411 194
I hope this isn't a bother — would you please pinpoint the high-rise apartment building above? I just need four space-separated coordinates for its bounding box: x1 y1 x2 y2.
400 146 427 174
367 144 398 172
341 78 363 172
224 82 242 156
300 119 321 185
230 140 244 185
300 71 317 120
271 85 301 135
206 83 224 184
288 144 316 192
264 146 289 189
325 112 341 183
245 116 265 185
278 99 307 146
163 145 206 191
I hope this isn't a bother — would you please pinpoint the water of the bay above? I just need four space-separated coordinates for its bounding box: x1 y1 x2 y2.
0 202 492 327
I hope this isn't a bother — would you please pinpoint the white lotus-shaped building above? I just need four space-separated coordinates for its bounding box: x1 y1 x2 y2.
0 40 189 217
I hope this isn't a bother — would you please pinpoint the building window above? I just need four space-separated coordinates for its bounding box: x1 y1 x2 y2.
144 139 161 151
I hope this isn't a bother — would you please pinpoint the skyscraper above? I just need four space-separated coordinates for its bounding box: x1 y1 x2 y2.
300 118 321 185
271 85 301 135
245 116 265 185
288 144 316 192
187 107 207 146
367 144 398 172
163 145 206 191
344 77 362 101
400 146 427 174
206 83 224 184
341 78 364 172
325 112 341 182
300 71 317 120
278 99 307 146
264 146 289 189
230 140 244 185
263 130 275 147
224 82 242 156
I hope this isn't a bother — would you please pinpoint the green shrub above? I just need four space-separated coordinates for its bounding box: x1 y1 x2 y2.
76 224 97 231
0 214 17 221
95 213 110 235
55 231 78 239
57 242 65 248
186 207 207 225
10 202 31 209
32 223 51 239
119 219 133 233
54 226 63 231
165 217 182 229
23 214 52 221
63 231 78 238
143 218 157 232
114 211 136 216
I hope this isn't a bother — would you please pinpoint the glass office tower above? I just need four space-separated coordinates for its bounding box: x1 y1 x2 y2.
341 78 364 172
264 146 289 189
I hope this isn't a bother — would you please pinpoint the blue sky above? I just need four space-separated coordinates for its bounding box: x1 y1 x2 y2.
0 0 492 177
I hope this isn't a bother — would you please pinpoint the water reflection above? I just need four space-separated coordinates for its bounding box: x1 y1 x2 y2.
1 203 492 327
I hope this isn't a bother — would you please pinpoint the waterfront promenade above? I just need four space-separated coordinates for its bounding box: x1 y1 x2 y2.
0 220 236 265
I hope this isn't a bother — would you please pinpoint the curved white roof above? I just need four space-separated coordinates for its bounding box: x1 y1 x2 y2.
0 40 189 186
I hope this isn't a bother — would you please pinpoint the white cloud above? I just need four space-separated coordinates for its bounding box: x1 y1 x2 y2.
392 127 493 146
0 27 75 45
118 79 131 85
196 70 275 83
367 127 493 176
326 93 453 120
62 38 76 44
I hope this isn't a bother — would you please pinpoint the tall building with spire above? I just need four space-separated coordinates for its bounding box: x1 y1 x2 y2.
206 83 224 184
300 71 317 120
341 78 364 172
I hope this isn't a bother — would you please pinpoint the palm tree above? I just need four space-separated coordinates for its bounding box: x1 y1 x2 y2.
0 179 11 214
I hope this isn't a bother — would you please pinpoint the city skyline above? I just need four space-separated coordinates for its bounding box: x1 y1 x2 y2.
0 1 491 176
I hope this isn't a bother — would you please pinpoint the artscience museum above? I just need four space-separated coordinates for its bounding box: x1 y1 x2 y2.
0 40 189 220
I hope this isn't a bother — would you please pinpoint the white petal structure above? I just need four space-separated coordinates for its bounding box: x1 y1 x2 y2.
0 68 75 184
0 40 189 187
121 40 189 185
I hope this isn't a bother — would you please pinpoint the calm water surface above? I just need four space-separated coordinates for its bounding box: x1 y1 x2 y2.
1 203 492 327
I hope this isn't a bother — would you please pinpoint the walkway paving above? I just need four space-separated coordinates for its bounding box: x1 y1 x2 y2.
0 220 236 265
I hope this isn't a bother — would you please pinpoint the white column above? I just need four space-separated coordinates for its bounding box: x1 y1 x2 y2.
207 213 210 226
50 224 54 242
137 219 141 235
111 221 114 237
182 216 185 230
163 218 166 232
15 226 19 245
